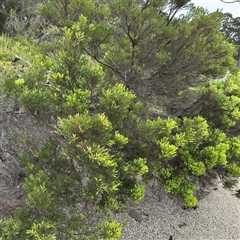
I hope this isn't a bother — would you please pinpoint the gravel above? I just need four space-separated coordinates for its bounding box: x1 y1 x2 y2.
116 181 240 240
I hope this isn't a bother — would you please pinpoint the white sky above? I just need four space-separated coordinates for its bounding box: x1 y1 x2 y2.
191 0 240 17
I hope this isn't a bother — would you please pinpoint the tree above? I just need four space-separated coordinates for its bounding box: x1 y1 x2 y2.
220 12 240 68
0 1 240 239
0 17 144 239
219 0 240 68
37 0 236 101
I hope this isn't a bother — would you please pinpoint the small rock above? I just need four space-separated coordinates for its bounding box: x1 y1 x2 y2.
128 209 143 223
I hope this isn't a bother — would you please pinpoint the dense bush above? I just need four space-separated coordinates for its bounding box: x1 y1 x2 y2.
0 1 240 239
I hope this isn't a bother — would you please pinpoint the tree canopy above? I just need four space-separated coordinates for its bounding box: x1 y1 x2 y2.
220 12 240 67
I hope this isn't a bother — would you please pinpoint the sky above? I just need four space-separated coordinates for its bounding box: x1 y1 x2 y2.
191 0 240 17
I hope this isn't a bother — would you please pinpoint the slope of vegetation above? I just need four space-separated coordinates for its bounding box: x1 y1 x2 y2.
0 0 240 239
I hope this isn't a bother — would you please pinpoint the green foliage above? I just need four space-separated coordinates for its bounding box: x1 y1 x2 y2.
86 2 235 88
23 169 53 210
97 220 123 240
0 218 22 239
26 221 56 240
199 72 240 129
0 1 240 239
0 218 56 240
221 13 240 45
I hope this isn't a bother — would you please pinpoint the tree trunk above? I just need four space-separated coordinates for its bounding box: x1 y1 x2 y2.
237 44 240 68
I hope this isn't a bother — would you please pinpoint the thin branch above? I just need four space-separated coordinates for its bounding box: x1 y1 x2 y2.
99 46 122 73
141 0 150 12
84 47 125 80
220 0 240 3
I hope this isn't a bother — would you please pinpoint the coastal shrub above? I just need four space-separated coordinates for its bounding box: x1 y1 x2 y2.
0 1 239 238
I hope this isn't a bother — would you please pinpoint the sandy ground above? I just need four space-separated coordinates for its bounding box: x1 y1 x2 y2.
117 181 240 240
